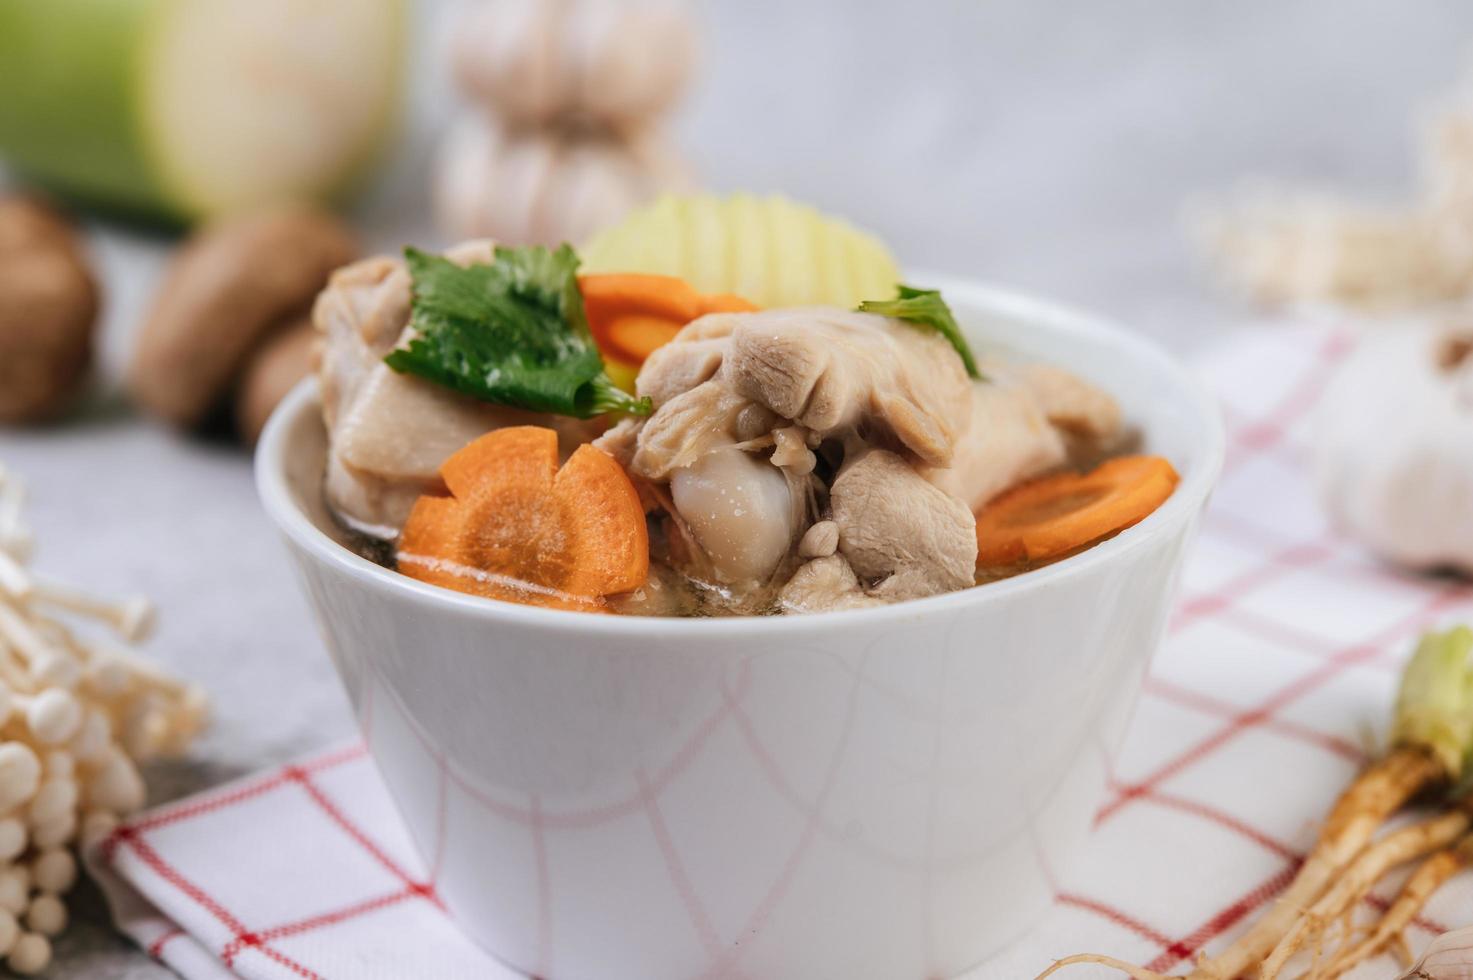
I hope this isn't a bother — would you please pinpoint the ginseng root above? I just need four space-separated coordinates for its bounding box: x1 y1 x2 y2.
1036 629 1473 980
1258 808 1471 979
1317 832 1473 979
1183 744 1444 980
1035 954 1173 980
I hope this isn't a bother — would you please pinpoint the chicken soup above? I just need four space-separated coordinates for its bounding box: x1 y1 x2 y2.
314 207 1177 615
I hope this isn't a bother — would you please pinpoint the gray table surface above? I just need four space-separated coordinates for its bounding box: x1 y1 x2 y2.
6 0 1473 974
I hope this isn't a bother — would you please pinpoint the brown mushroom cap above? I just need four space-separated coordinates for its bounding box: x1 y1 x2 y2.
127 207 356 429
0 198 99 424
235 318 317 446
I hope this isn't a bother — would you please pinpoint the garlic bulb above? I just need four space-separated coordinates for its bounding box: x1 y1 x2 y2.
451 0 696 129
1401 925 1473 978
433 118 690 246
438 0 698 246
1315 322 1473 572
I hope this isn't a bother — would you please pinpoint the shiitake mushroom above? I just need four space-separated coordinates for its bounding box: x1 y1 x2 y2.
0 197 99 425
126 206 355 443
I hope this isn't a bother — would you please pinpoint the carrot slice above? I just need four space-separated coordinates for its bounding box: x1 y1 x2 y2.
440 425 558 499
974 455 1180 566
579 273 757 369
581 273 703 323
555 444 650 596
397 427 649 611
605 314 684 363
698 293 760 315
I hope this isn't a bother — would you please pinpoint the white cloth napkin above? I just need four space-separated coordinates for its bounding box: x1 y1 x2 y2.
88 324 1473 979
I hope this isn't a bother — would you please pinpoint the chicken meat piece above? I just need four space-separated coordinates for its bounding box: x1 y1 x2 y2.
316 241 592 536
778 555 882 613
628 382 754 479
316 255 411 434
830 449 977 599
723 308 971 466
599 307 973 591
635 317 732 408
620 307 973 473
925 377 1067 513
1018 363 1123 440
595 304 1121 612
926 359 1124 512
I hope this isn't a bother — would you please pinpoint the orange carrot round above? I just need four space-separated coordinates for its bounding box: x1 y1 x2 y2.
579 273 757 370
397 426 649 611
974 455 1180 566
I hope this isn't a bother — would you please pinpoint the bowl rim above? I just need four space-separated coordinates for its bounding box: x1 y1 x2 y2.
255 274 1225 638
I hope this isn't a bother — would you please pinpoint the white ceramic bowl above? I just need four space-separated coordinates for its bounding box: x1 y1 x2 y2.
255 278 1223 980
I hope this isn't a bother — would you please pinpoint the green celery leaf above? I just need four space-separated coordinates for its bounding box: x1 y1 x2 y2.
857 284 981 379
384 244 652 419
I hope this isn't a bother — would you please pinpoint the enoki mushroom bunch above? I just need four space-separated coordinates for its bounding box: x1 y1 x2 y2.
1196 63 1473 311
0 465 207 974
1039 627 1473 980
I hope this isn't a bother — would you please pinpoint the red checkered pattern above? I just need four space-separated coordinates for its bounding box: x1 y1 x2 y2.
86 323 1473 979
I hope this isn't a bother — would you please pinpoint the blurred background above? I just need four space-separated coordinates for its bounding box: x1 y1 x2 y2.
5 0 1473 973
48 0 1473 374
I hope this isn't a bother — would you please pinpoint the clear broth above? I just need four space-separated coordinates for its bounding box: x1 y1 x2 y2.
333 430 1143 617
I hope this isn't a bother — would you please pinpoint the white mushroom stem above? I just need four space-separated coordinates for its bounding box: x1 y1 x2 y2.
121 701 172 759
40 752 71 780
0 608 61 676
0 530 32 566
0 536 29 571
30 850 75 896
0 653 33 697
0 477 30 563
0 553 29 603
73 644 188 703
0 908 16 956
8 931 50 975
84 749 145 815
0 868 27 916
14 641 77 691
0 689 83 746
83 655 131 700
111 654 192 700
25 777 77 828
0 820 27 862
24 895 63 937
27 582 154 644
78 809 116 849
30 813 75 850
0 745 41 813
67 710 111 764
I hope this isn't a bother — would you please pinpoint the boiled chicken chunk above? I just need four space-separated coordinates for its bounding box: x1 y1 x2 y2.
627 383 753 479
327 366 591 537
778 555 881 613
634 317 732 408
1019 363 1122 440
601 306 978 596
926 377 1066 513
621 308 973 473
831 449 977 598
723 308 972 466
781 448 981 613
602 305 1123 611
316 241 592 536
927 359 1123 512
